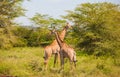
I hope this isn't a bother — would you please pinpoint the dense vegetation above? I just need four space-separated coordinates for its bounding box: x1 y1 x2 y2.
0 47 120 77
0 0 25 49
63 2 120 57
0 0 120 77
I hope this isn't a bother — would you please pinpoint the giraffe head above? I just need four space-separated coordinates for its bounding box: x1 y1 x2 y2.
50 27 57 35
64 22 72 30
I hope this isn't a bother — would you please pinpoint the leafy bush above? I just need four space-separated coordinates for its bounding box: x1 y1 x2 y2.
12 26 53 47
64 2 120 56
0 62 11 75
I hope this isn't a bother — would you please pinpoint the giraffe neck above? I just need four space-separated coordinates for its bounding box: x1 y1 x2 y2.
59 28 67 41
54 32 63 48
51 27 67 45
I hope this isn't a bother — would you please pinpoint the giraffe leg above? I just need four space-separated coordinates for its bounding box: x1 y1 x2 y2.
73 53 77 68
59 52 64 72
44 56 50 70
74 61 77 68
57 52 60 66
44 59 48 70
69 58 73 70
53 53 58 67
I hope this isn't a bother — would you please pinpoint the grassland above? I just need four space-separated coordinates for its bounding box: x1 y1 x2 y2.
0 47 120 77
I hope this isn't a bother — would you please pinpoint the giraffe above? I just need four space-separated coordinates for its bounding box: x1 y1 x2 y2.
51 29 77 71
43 23 71 69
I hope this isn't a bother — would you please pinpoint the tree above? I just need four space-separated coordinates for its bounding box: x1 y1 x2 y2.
63 2 120 56
29 13 67 46
0 0 25 49
0 0 25 27
30 13 66 28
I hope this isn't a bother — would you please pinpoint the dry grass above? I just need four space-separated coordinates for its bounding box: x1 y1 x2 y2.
0 47 120 77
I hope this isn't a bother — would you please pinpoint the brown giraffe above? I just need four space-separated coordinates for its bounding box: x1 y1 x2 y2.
51 29 77 71
43 23 71 69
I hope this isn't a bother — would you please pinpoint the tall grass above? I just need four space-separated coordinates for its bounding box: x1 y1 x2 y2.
0 47 120 77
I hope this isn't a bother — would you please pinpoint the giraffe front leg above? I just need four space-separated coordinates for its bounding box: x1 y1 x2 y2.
44 59 48 70
44 56 50 71
57 52 60 67
53 53 58 67
69 59 73 70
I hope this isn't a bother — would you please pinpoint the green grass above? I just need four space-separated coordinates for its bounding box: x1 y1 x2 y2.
0 47 120 77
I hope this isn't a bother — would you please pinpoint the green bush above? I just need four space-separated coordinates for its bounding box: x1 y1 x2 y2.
12 26 53 47
0 62 11 75
13 38 27 47
64 2 120 56
0 35 12 49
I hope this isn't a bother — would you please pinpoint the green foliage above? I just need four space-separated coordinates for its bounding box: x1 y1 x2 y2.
0 26 18 49
0 35 12 49
0 62 11 75
12 26 53 47
13 38 27 47
0 47 120 77
0 1 120 77
27 28 52 46
12 26 30 47
63 2 120 56
0 0 25 27
0 47 44 77
27 13 68 47
0 0 26 49
28 60 42 72
30 13 66 28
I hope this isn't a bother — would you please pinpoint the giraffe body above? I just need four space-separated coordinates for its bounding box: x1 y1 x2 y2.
43 23 71 69
51 29 77 71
